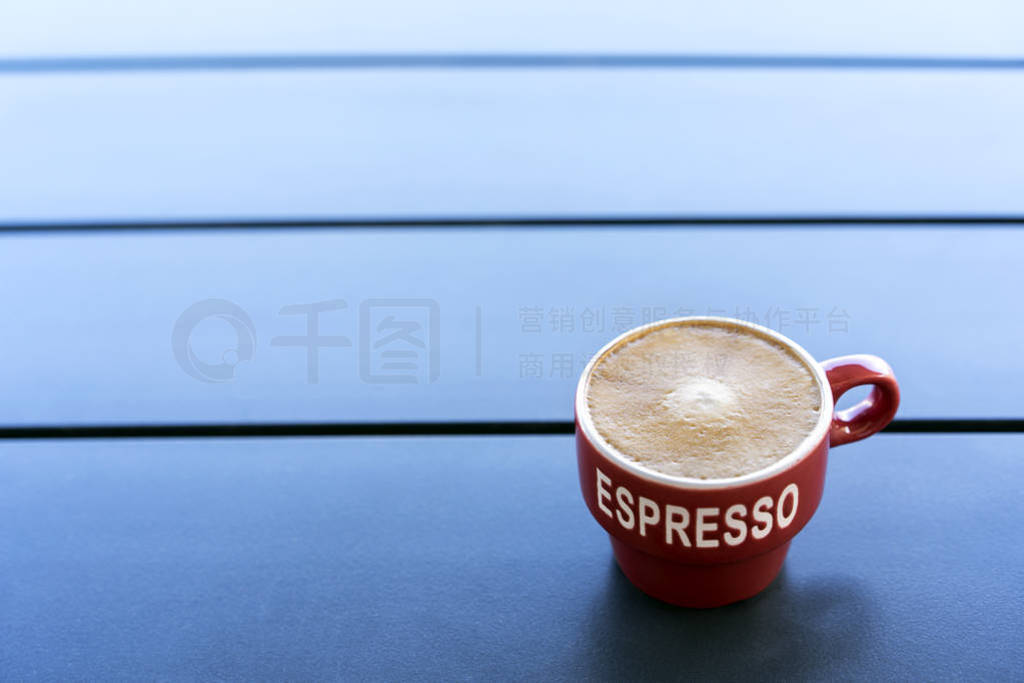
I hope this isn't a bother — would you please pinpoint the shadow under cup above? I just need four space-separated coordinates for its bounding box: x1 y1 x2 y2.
574 317 899 608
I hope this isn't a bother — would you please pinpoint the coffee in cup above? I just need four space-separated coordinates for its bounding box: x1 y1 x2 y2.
585 319 822 480
575 316 900 607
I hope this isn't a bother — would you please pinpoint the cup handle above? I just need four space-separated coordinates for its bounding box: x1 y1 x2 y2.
820 355 900 447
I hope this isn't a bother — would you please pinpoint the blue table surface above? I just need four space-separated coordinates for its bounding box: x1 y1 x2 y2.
4 14 1023 681
2 1 1022 57
1 70 1023 223
1 434 1021 680
1 227 1021 426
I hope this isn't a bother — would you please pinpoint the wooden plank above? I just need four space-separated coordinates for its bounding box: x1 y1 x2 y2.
1 70 1023 223
0 226 1019 425
2 2 1022 58
0 434 1020 678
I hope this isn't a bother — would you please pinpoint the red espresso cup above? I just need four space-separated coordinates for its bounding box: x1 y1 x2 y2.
575 317 899 608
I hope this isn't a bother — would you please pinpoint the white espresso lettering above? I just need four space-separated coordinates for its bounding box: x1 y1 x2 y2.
751 496 774 540
695 507 720 548
594 470 798 549
723 503 748 546
638 496 660 537
665 505 692 547
596 468 612 518
615 486 635 530
776 483 799 529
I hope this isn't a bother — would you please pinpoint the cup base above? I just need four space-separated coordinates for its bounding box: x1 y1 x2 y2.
609 537 791 608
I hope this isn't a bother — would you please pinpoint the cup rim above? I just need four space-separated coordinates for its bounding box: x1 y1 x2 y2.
575 316 833 490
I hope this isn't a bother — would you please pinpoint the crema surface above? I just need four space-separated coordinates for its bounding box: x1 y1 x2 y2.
586 322 822 479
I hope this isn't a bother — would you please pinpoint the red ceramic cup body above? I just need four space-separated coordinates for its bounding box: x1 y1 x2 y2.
575 317 899 608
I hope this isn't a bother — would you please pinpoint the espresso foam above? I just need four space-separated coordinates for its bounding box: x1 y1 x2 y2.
585 321 822 480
